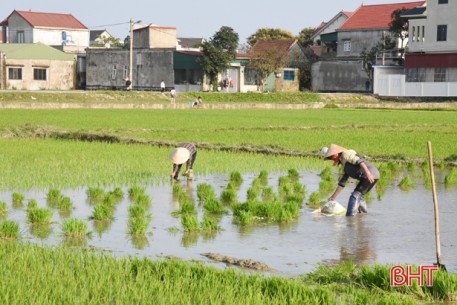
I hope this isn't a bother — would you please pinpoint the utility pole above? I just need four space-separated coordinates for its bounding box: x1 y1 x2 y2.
128 18 134 90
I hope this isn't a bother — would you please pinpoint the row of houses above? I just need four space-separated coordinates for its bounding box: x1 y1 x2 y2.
310 0 457 97
1 0 456 97
0 9 301 93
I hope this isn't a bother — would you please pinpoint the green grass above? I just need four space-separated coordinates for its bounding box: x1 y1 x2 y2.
0 220 20 239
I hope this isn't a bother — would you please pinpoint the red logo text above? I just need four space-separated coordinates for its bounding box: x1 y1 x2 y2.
390 265 439 286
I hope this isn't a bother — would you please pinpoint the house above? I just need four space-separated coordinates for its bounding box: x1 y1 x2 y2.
90 29 115 46
310 11 353 57
375 0 457 97
311 1 425 92
0 43 76 90
0 10 90 53
176 38 203 51
248 39 305 92
85 24 176 90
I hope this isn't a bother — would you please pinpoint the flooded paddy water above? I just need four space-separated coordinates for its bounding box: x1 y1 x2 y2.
2 170 456 277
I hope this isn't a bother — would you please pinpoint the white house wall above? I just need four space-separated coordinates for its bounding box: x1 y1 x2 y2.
33 28 89 47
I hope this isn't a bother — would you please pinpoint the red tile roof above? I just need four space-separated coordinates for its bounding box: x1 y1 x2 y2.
339 1 425 30
9 10 88 29
249 39 297 54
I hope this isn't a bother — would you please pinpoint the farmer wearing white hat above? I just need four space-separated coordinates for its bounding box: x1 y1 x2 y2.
322 144 379 216
170 143 197 180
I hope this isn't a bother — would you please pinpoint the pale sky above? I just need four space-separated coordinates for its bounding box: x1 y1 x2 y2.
2 0 419 44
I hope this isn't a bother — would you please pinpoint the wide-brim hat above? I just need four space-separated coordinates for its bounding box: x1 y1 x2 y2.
169 147 190 164
324 144 347 159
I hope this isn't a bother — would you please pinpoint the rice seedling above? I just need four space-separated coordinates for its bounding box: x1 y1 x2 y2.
445 168 457 188
87 187 105 203
261 187 276 202
90 204 114 221
246 187 259 201
203 198 225 214
131 234 150 249
201 215 221 231
197 183 216 202
128 185 146 201
27 207 53 225
258 170 268 185
102 193 118 209
109 187 124 200
12 192 24 208
27 199 38 210
61 218 89 237
319 179 334 196
287 168 300 181
229 171 243 187
0 220 20 239
180 201 196 215
128 217 150 235
181 213 200 232
320 166 333 180
128 205 148 219
29 223 53 239
307 192 324 209
237 210 255 225
251 177 263 191
220 188 237 205
398 175 415 192
58 196 73 211
133 193 151 208
0 201 8 216
46 188 62 206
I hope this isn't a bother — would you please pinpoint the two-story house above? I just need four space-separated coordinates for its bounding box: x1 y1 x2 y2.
375 0 457 97
312 1 424 92
85 24 176 90
1 10 90 53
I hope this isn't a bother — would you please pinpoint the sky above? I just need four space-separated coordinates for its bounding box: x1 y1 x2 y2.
2 0 420 44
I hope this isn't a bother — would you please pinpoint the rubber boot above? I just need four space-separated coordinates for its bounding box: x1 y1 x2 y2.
358 196 368 214
346 191 362 216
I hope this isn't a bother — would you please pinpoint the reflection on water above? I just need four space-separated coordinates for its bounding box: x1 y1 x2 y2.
1 169 456 277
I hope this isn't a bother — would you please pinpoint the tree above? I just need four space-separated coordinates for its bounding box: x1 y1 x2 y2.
389 7 411 64
247 45 289 92
297 27 316 47
92 35 124 48
199 26 239 91
247 28 294 47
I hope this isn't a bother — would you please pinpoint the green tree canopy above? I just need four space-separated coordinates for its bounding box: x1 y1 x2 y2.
199 26 239 90
297 27 316 47
247 28 295 47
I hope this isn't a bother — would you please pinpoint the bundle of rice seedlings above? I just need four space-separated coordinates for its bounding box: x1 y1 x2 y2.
62 218 89 237
27 208 53 225
0 220 20 239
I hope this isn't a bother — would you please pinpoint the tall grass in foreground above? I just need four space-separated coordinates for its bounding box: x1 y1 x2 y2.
2 242 456 304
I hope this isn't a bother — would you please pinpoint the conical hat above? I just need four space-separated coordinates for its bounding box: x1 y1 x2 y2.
169 147 190 164
324 144 347 159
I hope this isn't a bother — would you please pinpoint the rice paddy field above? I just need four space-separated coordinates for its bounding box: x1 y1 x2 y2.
1 103 457 304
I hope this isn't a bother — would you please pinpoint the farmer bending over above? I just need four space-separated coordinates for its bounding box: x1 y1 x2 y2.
170 142 197 180
322 144 379 216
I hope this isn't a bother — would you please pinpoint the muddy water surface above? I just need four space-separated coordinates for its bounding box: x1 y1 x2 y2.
2 170 456 277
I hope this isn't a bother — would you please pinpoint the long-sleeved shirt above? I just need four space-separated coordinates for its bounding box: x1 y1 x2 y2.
338 149 379 187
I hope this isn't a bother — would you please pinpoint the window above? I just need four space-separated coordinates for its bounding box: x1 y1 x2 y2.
422 26 425 42
412 26 416 42
406 68 425 82
434 68 446 82
123 66 128 80
136 54 142 66
111 65 117 80
283 70 295 81
343 40 351 52
437 25 447 41
438 0 448 4
34 68 47 80
8 68 22 80
243 67 258 85
17 31 25 43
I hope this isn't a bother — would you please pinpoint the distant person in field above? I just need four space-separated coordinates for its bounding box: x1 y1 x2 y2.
170 87 176 104
170 142 197 180
321 144 379 216
160 80 166 95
